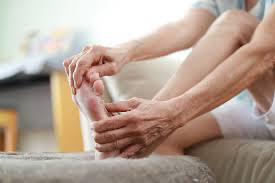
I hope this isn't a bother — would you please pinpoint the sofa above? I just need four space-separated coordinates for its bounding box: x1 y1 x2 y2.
80 53 275 183
0 152 215 183
1 52 275 183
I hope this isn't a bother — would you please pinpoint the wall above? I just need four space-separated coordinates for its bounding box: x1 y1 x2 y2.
0 0 192 61
0 82 53 130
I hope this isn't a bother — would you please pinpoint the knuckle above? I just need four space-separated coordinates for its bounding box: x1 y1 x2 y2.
63 59 71 67
96 145 105 152
76 59 87 68
93 123 101 132
108 132 116 141
69 63 76 71
94 134 101 143
109 63 118 74
113 141 120 149
83 45 92 52
91 45 102 54
129 97 140 106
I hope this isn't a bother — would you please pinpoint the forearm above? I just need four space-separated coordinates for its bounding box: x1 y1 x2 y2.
118 9 215 62
171 43 274 127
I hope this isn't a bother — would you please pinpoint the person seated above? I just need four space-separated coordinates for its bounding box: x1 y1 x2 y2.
64 0 275 159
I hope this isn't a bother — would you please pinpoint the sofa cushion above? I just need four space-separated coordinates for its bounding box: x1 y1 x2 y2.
0 152 215 183
187 139 275 183
104 53 188 101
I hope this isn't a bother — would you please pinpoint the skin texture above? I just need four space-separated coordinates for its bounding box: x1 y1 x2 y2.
63 8 215 93
62 8 216 158
63 4 275 158
64 62 120 159
92 7 275 158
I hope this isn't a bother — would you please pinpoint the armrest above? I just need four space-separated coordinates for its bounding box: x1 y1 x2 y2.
0 152 215 183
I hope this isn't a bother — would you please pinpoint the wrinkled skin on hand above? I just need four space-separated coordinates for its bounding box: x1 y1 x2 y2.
63 45 131 94
93 98 182 158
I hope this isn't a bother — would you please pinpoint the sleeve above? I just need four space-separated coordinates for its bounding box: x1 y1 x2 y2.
191 0 220 17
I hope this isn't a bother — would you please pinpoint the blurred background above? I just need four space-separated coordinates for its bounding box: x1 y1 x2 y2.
0 0 193 153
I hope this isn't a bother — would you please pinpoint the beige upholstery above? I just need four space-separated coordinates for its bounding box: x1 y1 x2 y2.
104 55 184 101
187 139 275 183
0 152 216 183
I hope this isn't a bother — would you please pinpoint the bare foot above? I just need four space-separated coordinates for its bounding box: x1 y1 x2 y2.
73 73 120 159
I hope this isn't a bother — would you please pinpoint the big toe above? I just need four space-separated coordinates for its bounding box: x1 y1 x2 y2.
93 80 104 96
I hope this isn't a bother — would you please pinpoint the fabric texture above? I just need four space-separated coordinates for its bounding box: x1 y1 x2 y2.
187 139 275 183
104 56 183 101
212 97 273 139
191 0 275 20
252 95 275 138
0 152 215 183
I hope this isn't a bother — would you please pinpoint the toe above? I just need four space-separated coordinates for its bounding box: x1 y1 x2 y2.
93 80 104 96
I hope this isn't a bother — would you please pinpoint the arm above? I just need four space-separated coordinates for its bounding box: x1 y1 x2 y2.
122 8 215 62
92 5 275 158
172 5 275 127
64 8 216 92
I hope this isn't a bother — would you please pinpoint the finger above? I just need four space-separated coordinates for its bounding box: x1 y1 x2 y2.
95 137 136 152
69 56 81 95
89 72 100 84
94 127 138 144
63 56 75 77
105 99 140 113
73 46 103 88
93 80 104 96
94 115 128 133
120 144 143 158
86 62 117 77
82 45 92 52
73 53 92 89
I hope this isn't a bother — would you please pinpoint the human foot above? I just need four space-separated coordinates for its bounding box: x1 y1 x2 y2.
73 73 120 159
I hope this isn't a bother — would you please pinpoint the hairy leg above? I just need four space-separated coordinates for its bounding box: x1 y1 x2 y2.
153 10 259 155
73 74 119 159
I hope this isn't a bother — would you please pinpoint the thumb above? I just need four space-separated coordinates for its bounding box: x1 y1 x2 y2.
105 99 140 112
87 62 117 78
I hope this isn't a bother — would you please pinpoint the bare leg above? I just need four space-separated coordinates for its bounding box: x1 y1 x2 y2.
153 10 259 155
248 70 275 113
73 74 119 159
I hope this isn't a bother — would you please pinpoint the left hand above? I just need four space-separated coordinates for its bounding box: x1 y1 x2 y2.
93 97 182 158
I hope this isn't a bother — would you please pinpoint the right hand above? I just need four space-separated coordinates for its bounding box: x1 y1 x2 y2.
63 45 131 94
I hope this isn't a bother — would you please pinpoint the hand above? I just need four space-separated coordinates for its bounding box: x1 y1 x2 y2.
63 45 131 94
93 97 182 158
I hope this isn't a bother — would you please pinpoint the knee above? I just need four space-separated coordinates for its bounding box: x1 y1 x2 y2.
209 10 259 45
